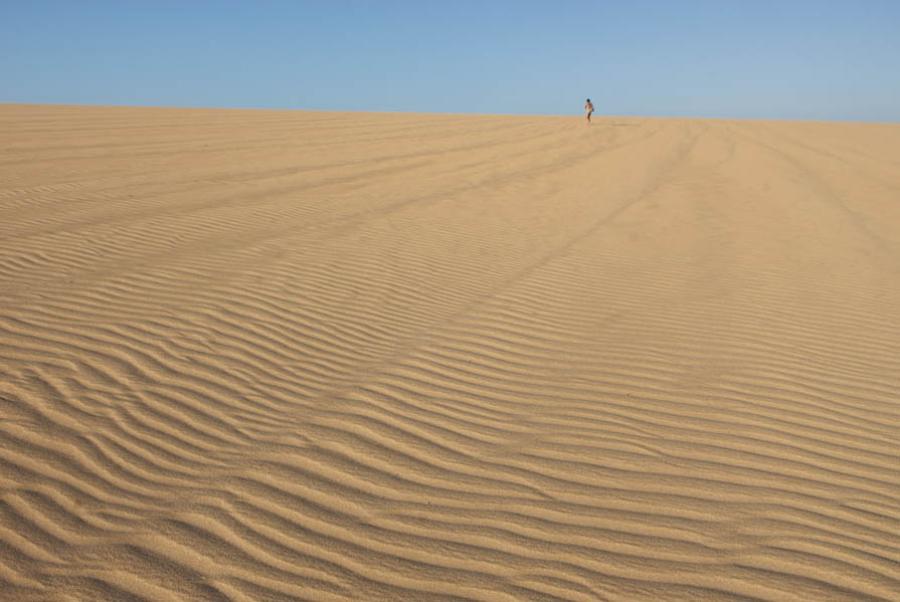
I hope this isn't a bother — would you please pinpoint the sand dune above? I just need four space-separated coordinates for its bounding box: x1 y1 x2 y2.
1 104 899 601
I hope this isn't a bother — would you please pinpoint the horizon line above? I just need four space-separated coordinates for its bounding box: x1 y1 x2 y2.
2 101 898 126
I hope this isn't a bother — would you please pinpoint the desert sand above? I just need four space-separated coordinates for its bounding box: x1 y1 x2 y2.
1 104 899 601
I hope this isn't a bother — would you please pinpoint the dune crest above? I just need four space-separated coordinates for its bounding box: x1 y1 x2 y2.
1 105 899 600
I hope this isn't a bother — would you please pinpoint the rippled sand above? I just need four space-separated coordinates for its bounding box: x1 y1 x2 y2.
1 104 899 601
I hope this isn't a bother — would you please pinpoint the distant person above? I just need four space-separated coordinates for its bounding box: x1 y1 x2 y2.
584 98 594 124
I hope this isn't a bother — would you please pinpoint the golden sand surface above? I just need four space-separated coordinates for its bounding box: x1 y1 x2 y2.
1 104 899 601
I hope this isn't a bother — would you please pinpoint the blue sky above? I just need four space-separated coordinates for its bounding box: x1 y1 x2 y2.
2 1 898 121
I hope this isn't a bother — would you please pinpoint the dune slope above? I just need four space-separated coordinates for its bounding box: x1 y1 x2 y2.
1 105 899 601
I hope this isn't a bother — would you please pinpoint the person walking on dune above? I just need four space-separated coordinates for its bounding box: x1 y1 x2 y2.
584 98 594 124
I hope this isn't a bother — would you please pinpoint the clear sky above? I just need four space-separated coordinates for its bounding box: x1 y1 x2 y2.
2 1 898 121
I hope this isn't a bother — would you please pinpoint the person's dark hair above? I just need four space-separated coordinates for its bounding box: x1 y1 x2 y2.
586 98 591 102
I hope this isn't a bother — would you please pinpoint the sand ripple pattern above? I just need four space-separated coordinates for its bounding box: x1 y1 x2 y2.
1 105 899 601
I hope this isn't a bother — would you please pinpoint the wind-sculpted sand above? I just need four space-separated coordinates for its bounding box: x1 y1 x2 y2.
1 104 899 601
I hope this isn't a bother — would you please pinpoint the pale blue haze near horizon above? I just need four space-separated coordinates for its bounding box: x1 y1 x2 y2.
2 0 899 121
